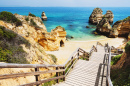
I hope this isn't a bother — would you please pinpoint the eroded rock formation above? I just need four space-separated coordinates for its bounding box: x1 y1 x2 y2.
104 10 114 24
89 8 114 25
110 18 130 37
38 26 66 51
89 8 103 24
0 13 66 52
96 18 112 36
96 16 130 39
41 11 47 21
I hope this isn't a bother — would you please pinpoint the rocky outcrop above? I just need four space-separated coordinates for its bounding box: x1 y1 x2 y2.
96 16 130 39
89 8 103 24
96 18 112 36
89 8 114 25
41 11 47 21
0 13 66 51
104 10 114 24
110 17 130 38
38 26 66 51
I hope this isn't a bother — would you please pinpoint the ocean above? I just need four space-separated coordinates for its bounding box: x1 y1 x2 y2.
0 7 130 41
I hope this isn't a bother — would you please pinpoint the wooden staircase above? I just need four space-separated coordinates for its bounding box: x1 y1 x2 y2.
53 44 107 86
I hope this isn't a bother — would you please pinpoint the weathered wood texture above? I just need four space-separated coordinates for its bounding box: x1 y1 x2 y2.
53 45 108 86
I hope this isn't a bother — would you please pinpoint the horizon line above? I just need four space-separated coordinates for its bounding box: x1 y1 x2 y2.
0 6 130 8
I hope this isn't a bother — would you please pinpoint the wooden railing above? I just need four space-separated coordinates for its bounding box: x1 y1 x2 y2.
89 45 97 56
104 43 113 86
97 41 103 47
0 47 89 86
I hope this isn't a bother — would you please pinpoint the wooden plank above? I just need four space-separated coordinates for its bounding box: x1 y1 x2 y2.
0 63 64 68
0 69 65 80
19 75 65 86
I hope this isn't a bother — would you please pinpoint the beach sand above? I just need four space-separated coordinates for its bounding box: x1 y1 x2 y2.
46 37 127 64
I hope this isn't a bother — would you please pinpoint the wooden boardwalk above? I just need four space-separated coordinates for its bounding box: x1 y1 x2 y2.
53 45 107 86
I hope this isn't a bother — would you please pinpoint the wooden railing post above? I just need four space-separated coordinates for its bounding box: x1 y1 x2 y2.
35 68 40 86
71 57 74 68
56 67 59 83
63 67 65 81
78 49 79 59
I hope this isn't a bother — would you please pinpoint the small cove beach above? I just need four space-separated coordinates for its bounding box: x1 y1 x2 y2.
46 37 126 64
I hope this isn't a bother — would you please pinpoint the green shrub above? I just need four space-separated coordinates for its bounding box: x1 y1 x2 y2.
30 19 37 26
0 26 17 39
29 13 36 17
0 11 22 26
123 16 130 21
30 19 40 29
125 41 130 53
25 17 29 21
0 47 12 62
0 26 30 64
48 54 57 63
111 65 130 85
111 54 122 65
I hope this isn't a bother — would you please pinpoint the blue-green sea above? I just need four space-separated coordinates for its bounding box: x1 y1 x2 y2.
0 7 130 41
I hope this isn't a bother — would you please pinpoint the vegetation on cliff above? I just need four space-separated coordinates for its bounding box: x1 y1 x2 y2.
111 41 130 85
0 11 22 26
0 26 30 63
125 41 130 53
30 19 41 29
28 13 36 17
111 54 122 65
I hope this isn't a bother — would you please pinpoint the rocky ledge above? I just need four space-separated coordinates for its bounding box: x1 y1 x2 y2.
0 12 66 51
41 11 47 21
96 16 130 39
89 8 114 25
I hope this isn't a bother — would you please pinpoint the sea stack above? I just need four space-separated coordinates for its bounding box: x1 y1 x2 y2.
104 10 114 24
89 8 103 25
89 8 114 25
41 11 47 21
96 18 112 36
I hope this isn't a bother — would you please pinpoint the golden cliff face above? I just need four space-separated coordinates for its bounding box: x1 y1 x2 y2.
0 14 59 86
110 20 130 37
0 14 66 52
38 26 67 51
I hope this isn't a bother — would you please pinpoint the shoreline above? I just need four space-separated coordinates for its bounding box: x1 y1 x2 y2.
46 37 127 65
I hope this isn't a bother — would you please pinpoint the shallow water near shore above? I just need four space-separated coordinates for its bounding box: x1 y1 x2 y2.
0 7 130 41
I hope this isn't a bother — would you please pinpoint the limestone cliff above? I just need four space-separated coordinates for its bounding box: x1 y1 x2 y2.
0 12 66 51
38 26 66 51
96 16 130 39
89 8 114 25
110 17 130 38
0 12 57 86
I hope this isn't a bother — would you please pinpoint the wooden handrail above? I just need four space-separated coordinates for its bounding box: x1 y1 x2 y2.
104 45 113 86
19 75 65 86
0 63 64 68
0 47 89 86
89 45 97 56
0 69 65 80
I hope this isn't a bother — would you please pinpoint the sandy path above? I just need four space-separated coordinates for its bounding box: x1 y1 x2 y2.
46 38 126 64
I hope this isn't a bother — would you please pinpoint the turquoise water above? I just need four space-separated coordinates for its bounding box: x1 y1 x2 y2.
0 7 130 41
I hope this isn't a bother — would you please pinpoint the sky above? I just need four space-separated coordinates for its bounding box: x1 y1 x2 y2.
0 0 130 7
